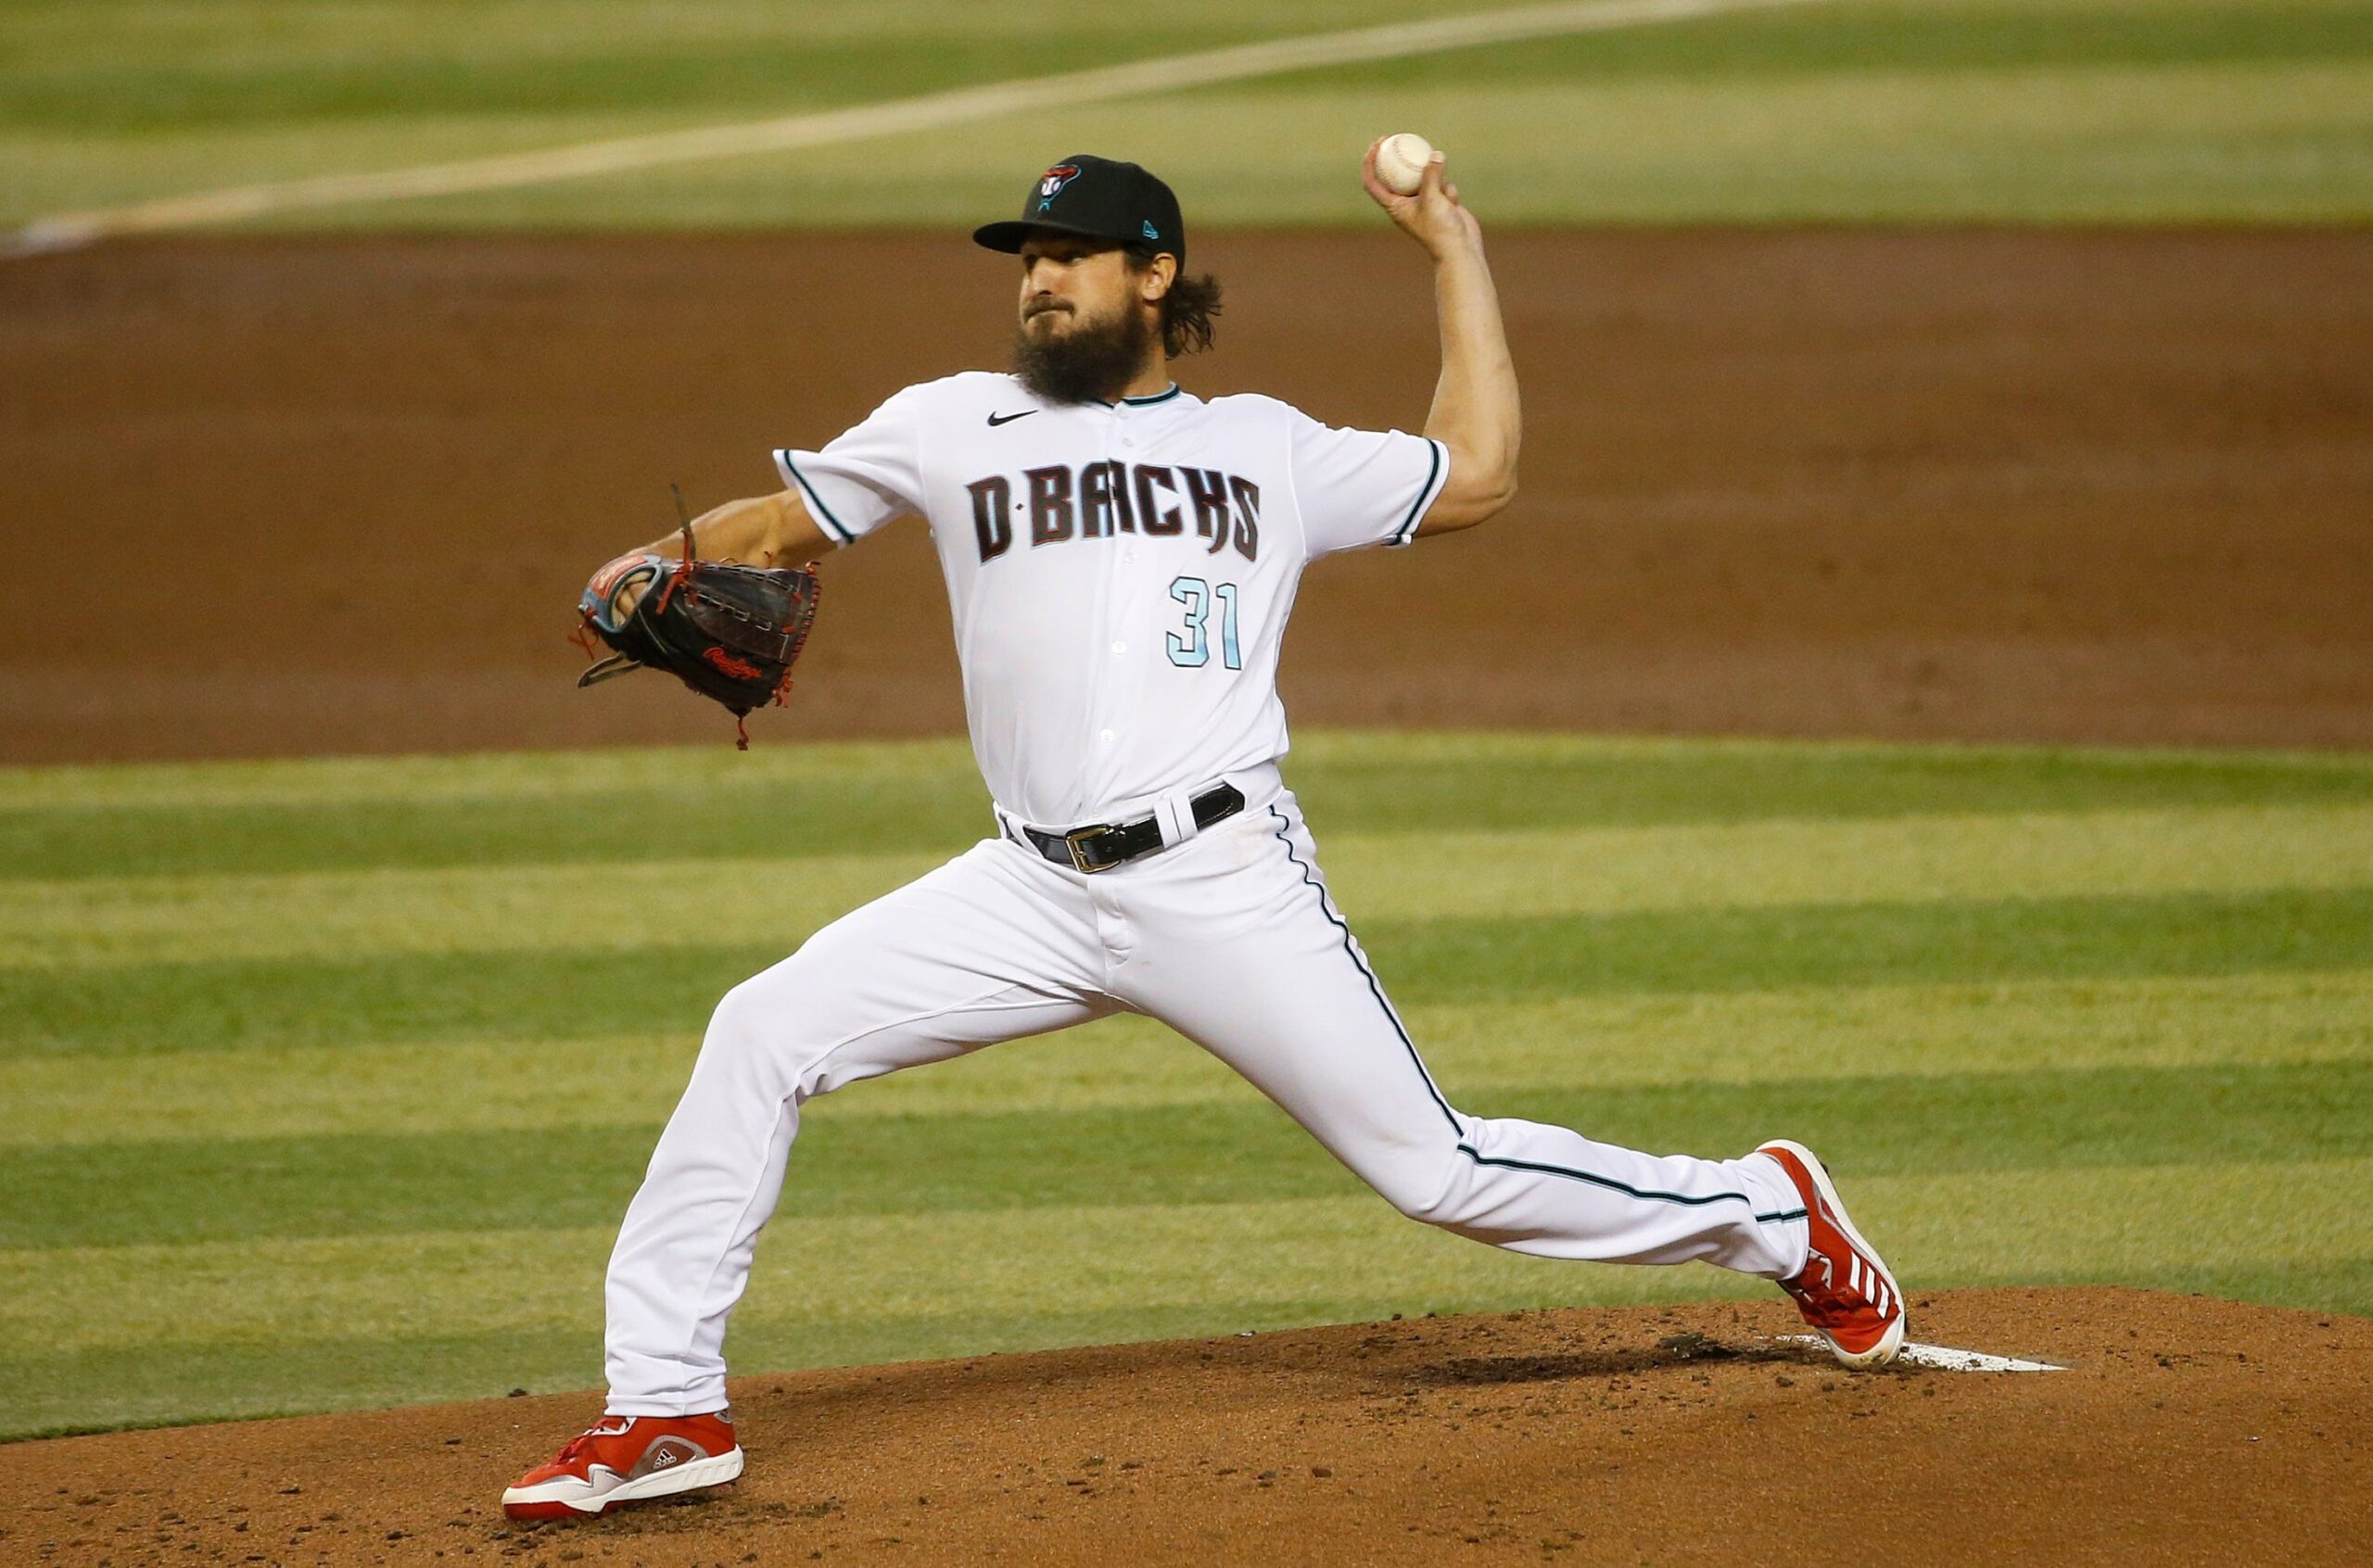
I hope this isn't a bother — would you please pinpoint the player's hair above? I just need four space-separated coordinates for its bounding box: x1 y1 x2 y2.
1126 247 1223 358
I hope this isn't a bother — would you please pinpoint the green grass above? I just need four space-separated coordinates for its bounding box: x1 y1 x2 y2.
0 731 2367 1441
5 1061 2363 1249
5 0 2371 230
6 884 2367 1057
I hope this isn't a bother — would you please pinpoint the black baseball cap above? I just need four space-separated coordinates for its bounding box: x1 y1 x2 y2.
972 155 1186 264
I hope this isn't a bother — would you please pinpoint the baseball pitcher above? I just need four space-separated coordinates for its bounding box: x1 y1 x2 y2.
507 146 1906 1521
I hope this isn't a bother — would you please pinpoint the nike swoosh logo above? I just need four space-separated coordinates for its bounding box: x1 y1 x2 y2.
987 411 1037 427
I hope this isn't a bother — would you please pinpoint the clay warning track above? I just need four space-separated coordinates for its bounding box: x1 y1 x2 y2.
6 1290 2367 1566
3 229 2370 765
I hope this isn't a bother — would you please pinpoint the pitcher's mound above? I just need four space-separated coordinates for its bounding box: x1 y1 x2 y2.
7 1288 2367 1565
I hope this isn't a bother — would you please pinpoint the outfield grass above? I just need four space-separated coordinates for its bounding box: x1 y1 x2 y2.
6 0 2371 230
0 731 2367 1441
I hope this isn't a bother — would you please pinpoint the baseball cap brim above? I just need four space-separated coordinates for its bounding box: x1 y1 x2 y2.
972 218 1135 254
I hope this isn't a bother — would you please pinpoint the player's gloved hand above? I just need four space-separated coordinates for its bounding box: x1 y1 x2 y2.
573 530 822 749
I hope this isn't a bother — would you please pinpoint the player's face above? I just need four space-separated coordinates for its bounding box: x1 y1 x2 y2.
1016 235 1136 339
1010 231 1163 404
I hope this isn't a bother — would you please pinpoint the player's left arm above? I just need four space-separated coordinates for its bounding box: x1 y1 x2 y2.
630 489 831 567
1362 140 1519 536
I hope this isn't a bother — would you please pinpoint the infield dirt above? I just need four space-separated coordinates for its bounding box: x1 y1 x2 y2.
4 229 2369 763
5 1289 2367 1566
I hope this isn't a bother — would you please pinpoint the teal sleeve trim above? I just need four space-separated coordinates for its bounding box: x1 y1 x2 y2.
1389 438 1447 548
774 449 855 546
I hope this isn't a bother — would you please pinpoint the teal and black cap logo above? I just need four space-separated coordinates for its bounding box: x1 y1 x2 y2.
974 154 1186 264
1035 163 1083 211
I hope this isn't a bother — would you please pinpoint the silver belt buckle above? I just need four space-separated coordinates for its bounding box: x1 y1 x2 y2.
1064 823 1117 874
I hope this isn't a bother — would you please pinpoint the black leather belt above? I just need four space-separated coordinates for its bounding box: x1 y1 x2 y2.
1019 782 1246 874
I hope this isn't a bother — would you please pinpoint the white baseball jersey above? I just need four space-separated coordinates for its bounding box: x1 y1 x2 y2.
772 372 1449 828
600 371 1823 1421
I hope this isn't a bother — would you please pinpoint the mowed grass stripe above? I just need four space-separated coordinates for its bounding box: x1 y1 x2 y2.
0 851 950 970
5 19 1274 137
9 885 2367 1059
12 733 2367 816
6 1158 2364 1368
1262 0 2373 92
13 803 2369 969
6 1061 2361 1249
0 737 985 812
6 733 2366 881
6 972 2367 1147
19 1 2364 138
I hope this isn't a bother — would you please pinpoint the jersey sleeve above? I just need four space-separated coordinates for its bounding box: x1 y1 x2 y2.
770 385 928 547
1287 407 1452 558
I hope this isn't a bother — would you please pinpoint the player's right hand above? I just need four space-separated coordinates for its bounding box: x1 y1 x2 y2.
1362 138 1482 261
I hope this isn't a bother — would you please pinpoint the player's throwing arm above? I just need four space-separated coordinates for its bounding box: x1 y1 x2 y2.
1361 133 1519 535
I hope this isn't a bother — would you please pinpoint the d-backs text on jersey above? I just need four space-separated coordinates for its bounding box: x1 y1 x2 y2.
967 462 1258 564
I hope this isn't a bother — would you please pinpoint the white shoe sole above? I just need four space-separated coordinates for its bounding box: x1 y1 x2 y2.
503 1446 745 1516
1763 1138 1907 1370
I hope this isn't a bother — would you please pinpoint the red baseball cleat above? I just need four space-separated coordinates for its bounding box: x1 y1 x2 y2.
501 1410 744 1520
1758 1139 1906 1370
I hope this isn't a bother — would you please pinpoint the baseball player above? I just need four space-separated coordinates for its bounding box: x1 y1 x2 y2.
504 147 1906 1522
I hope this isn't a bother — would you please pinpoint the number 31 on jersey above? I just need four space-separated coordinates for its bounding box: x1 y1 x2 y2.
1168 576 1241 670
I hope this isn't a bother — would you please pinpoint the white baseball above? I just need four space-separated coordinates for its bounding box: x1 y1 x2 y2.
1374 133 1435 197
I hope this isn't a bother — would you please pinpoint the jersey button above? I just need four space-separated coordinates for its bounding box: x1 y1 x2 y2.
1098 729 1116 745
1110 640 1126 655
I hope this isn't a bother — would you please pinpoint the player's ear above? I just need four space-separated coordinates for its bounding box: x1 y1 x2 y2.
1138 252 1177 301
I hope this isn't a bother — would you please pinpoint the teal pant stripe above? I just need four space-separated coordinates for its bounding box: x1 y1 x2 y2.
1459 1144 1805 1222
1266 805 1790 1223
1266 805 1464 1136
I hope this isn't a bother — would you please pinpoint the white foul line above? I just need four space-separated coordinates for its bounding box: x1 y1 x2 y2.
1778 1335 2068 1372
8 0 1824 255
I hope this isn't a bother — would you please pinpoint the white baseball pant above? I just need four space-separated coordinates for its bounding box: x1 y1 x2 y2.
603 766 1812 1414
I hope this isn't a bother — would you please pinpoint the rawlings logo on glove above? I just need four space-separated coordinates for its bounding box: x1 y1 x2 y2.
573 527 822 750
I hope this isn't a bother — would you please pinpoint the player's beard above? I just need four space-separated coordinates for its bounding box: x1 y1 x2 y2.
1011 298 1156 405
